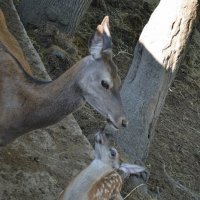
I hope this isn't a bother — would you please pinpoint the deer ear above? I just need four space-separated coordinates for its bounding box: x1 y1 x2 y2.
89 16 112 59
119 163 145 174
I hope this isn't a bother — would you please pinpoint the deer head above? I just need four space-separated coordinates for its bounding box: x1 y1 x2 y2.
77 16 128 129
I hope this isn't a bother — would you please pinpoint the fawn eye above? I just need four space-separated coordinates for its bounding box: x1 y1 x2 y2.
101 80 109 89
110 148 116 157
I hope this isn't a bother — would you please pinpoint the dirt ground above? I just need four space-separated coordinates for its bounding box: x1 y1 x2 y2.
17 1 200 200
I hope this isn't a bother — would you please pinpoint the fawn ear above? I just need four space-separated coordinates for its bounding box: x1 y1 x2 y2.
89 16 112 59
119 163 145 174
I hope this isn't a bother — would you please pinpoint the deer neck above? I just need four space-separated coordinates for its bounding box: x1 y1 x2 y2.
62 160 113 200
0 58 90 143
22 62 87 129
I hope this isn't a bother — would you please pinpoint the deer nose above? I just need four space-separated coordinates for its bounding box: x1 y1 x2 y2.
121 118 128 128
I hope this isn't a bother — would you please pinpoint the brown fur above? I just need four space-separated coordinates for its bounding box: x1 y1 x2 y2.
88 171 122 200
0 9 32 76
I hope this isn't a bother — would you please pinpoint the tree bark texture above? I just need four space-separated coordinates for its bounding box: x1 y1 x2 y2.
17 0 92 34
108 0 198 162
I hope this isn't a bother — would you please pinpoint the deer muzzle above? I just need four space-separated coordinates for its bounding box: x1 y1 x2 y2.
107 115 128 130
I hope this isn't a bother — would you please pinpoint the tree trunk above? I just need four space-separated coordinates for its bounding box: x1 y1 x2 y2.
17 0 92 34
107 0 198 164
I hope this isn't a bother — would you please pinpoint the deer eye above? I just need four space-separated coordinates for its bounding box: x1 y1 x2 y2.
101 80 109 89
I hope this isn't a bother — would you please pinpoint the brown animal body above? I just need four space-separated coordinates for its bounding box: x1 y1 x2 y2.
0 11 128 146
88 171 122 200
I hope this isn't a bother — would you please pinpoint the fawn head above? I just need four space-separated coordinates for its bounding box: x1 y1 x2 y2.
95 132 145 174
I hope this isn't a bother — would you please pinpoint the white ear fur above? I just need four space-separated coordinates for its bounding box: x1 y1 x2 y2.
89 31 103 59
89 16 111 59
100 16 110 37
119 163 145 174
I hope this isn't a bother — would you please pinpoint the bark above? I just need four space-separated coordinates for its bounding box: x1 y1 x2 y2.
17 0 92 34
106 0 198 163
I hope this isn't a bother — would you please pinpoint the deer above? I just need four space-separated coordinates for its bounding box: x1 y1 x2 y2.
58 132 145 200
0 9 128 147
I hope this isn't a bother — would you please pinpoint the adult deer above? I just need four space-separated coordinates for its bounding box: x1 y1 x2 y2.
0 10 128 146
58 132 145 200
